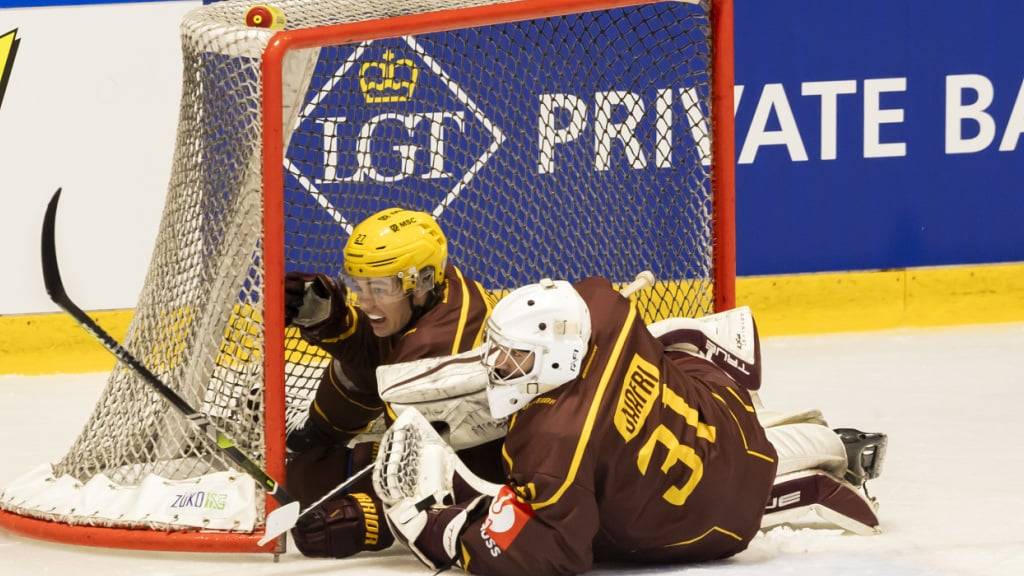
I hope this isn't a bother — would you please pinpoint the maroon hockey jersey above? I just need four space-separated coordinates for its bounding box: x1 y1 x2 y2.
457 277 778 576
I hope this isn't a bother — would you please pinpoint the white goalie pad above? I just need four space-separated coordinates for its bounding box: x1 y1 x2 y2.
372 409 498 570
761 422 881 536
766 422 847 477
764 468 881 536
0 464 257 531
377 346 507 450
648 305 761 391
757 407 829 430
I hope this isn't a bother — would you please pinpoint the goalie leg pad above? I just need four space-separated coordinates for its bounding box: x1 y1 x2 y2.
766 422 847 477
762 422 881 535
763 470 880 536
648 306 761 391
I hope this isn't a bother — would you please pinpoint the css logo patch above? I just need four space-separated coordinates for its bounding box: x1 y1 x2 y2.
0 29 19 111
481 485 534 551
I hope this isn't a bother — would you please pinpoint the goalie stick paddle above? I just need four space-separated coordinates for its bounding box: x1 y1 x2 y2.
41 188 300 530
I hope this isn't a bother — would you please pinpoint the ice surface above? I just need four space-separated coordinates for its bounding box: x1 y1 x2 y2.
2 323 1023 575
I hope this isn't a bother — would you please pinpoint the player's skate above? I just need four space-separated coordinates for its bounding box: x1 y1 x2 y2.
835 427 888 487
648 305 761 392
762 422 888 536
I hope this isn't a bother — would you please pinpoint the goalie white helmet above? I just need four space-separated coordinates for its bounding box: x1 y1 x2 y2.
481 279 591 418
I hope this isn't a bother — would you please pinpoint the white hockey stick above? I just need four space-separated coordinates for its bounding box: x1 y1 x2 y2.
620 270 656 297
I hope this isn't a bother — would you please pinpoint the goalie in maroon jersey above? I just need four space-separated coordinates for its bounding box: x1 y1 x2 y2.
282 206 502 558
373 276 889 574
373 277 779 575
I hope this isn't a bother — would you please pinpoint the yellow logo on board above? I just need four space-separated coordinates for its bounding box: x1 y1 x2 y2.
0 29 20 111
359 50 419 103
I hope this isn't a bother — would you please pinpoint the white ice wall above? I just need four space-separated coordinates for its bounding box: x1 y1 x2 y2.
0 1 200 314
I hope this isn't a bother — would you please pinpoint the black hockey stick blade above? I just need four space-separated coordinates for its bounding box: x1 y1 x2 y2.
43 188 181 392
41 188 68 304
41 188 295 513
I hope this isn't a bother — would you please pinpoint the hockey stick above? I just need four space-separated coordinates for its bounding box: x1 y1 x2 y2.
41 188 301 534
620 270 656 298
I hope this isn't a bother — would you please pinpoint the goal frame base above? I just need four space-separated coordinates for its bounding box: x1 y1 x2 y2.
0 508 281 554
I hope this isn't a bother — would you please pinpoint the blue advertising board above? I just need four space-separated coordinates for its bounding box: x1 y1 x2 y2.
734 1 1024 275
280 2 717 297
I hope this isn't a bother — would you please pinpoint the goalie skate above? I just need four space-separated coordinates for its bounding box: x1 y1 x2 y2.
762 424 887 536
835 428 888 487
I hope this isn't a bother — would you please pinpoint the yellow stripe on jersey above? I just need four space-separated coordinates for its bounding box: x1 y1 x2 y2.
501 442 514 471
502 411 519 472
319 305 360 343
451 267 472 355
312 399 376 434
665 525 742 547
725 386 756 413
531 305 638 510
710 392 775 463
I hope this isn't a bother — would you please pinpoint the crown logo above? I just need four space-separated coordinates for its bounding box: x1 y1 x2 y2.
359 50 419 103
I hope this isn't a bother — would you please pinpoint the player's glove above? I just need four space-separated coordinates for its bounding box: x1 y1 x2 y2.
284 271 338 328
291 492 395 558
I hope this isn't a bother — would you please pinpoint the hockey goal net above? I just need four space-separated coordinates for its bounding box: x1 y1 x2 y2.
0 0 734 553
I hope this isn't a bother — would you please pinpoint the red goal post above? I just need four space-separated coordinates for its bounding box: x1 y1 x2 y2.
0 0 734 554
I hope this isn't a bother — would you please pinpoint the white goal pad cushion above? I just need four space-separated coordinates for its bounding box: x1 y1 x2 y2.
0 464 257 531
766 422 847 477
647 306 760 390
377 346 507 450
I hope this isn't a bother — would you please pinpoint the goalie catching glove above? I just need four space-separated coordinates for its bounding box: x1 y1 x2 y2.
372 407 500 569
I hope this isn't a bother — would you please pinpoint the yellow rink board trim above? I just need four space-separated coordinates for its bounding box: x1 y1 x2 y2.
2 261 1023 375
738 261 1024 336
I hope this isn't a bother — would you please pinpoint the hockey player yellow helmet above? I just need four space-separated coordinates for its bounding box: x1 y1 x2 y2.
342 207 448 304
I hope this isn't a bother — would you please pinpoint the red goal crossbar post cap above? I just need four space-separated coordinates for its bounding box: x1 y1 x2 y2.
245 4 286 29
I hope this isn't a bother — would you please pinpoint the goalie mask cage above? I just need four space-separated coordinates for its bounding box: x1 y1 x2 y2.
0 0 734 554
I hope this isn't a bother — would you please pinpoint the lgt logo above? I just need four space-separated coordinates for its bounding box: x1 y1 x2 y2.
294 37 504 221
